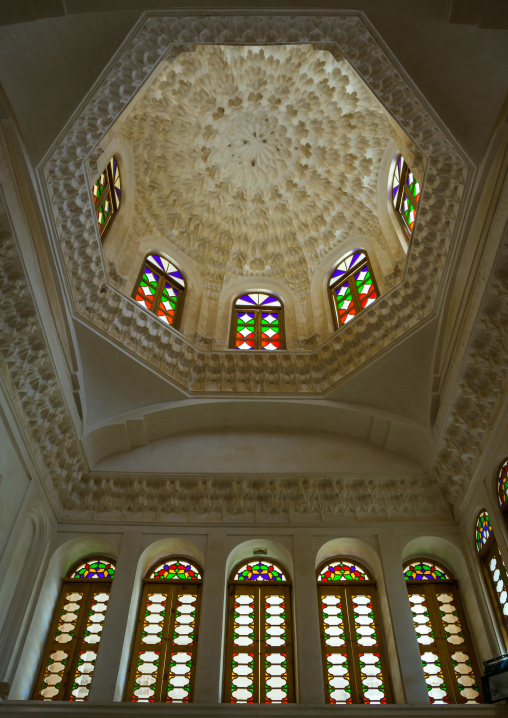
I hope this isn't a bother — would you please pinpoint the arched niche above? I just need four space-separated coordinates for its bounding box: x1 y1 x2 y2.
115 536 206 701
315 537 403 704
213 278 303 351
225 539 294 584
402 535 490 661
9 535 119 700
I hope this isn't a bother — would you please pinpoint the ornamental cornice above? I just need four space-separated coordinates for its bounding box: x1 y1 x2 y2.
61 472 449 522
42 14 469 395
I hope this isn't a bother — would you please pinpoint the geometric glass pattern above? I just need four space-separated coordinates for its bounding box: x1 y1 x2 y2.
32 557 115 701
476 511 493 552
329 251 378 328
92 156 121 240
149 560 202 581
225 560 294 703
498 458 508 510
234 561 287 582
405 563 482 704
133 254 186 329
475 510 508 646
392 155 420 235
317 559 391 704
232 293 284 350
403 561 450 581
125 559 202 703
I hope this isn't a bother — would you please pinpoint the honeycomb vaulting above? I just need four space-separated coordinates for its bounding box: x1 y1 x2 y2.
121 45 398 299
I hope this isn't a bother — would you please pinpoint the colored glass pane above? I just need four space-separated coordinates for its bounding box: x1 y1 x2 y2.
234 561 287 582
157 283 179 325
110 157 121 207
133 255 185 329
354 267 377 309
148 254 185 288
149 560 202 581
92 156 121 237
392 155 420 235
335 280 356 325
475 511 492 552
135 267 159 311
261 312 280 350
236 293 282 308
236 311 255 350
329 252 366 286
391 156 402 206
264 594 289 702
498 459 508 509
70 560 115 579
69 592 110 701
485 549 508 631
404 561 450 581
318 561 369 582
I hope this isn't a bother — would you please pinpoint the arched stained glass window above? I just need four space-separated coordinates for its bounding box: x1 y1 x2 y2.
133 254 186 329
498 458 508 518
404 559 482 704
392 155 420 235
32 557 115 701
125 558 202 703
328 251 378 328
317 559 392 705
231 293 285 350
92 156 121 239
475 510 508 647
224 559 294 703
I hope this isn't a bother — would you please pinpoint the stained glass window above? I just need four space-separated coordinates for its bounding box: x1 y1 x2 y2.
475 510 508 647
125 557 202 703
392 155 420 235
328 251 378 328
498 458 508 513
224 559 294 703
92 156 121 239
317 558 392 705
133 254 186 329
32 556 115 702
231 293 284 350
404 559 482 704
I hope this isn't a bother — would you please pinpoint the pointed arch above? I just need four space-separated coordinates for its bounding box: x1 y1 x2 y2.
316 557 391 705
133 253 186 329
403 558 482 703
224 558 294 703
32 555 116 701
328 250 379 328
125 556 203 703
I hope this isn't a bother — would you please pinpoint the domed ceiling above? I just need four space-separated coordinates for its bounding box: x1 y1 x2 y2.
118 45 401 299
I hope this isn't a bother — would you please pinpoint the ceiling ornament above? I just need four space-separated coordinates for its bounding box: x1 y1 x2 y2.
42 15 469 394
121 45 395 299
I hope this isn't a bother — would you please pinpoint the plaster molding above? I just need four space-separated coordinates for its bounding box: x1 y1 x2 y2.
41 14 468 395
61 472 449 522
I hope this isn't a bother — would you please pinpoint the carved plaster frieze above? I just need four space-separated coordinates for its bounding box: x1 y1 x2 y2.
62 473 450 522
42 14 469 395
432 222 508 506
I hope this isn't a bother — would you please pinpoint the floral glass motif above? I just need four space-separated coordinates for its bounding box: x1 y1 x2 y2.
33 558 114 701
405 563 481 703
226 560 293 704
233 293 283 350
404 561 450 581
234 561 287 582
476 511 493 552
392 155 420 234
498 459 508 510
70 560 115 580
329 251 378 327
126 560 202 703
318 561 369 582
318 561 390 704
92 156 121 238
149 560 202 581
134 254 185 329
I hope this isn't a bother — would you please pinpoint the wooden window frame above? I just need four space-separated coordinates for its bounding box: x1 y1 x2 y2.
124 557 202 703
224 559 294 703
405 559 483 704
477 529 508 648
393 157 419 237
93 156 120 241
328 252 379 330
229 294 286 350
132 254 186 331
497 457 508 530
32 555 114 701
317 559 392 704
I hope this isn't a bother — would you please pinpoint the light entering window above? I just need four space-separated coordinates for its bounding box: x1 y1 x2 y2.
392 155 420 234
232 293 284 350
329 251 378 327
